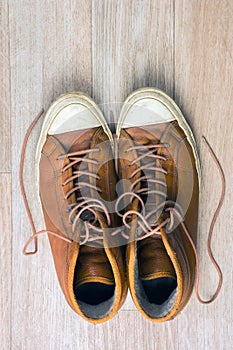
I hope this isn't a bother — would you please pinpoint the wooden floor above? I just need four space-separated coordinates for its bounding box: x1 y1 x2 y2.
1 1 232 349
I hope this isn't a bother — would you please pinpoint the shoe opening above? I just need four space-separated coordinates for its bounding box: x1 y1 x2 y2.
72 246 116 319
74 282 115 305
142 277 177 305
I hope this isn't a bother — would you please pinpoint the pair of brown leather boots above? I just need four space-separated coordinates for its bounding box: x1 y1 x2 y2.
21 88 221 324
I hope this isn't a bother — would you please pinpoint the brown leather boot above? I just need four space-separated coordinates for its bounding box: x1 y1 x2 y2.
22 92 127 323
116 88 200 321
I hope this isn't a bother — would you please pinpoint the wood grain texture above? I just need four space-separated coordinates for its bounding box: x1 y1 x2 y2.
41 0 92 109
0 174 11 350
0 0 231 349
0 0 11 171
175 2 233 349
92 0 174 311
95 311 177 350
9 1 95 349
92 0 174 125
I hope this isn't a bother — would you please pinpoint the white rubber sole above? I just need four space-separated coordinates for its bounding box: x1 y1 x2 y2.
116 87 201 183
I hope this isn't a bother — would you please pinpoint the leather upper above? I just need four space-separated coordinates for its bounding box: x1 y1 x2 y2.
118 120 199 321
39 127 127 323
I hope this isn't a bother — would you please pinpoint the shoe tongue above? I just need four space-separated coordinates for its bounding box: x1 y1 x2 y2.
74 245 115 288
138 236 176 281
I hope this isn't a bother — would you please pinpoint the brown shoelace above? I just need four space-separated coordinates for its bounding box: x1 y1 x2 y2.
57 149 113 244
116 138 225 304
21 110 225 304
20 110 121 254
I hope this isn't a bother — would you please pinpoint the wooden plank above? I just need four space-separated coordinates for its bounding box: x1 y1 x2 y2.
7 0 233 349
175 1 233 349
41 0 92 109
0 174 11 350
92 0 174 125
9 1 95 348
0 0 11 171
95 310 181 350
92 0 174 310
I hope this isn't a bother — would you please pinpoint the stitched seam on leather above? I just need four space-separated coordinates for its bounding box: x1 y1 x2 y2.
140 272 176 280
77 276 115 284
41 152 67 234
42 138 57 156
173 135 187 200
173 236 191 299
